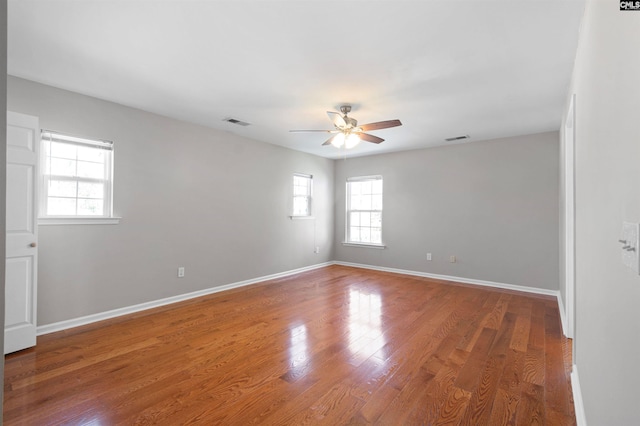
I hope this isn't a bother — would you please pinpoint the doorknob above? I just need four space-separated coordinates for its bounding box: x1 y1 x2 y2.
29 242 37 248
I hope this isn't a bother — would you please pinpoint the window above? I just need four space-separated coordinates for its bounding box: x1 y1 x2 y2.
292 173 312 217
346 175 383 245
40 131 115 220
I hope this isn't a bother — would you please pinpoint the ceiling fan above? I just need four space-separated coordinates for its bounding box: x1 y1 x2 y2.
290 105 402 149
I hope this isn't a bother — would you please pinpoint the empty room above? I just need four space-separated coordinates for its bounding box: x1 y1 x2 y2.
1 0 639 425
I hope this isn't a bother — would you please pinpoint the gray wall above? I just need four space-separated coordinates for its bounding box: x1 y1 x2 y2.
1 0 7 419
570 1 640 424
7 76 335 326
334 132 560 291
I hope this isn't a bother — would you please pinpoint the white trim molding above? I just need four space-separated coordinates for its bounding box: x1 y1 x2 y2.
334 261 560 297
341 242 386 250
38 261 563 336
557 292 570 338
39 217 122 225
571 364 588 426
37 261 333 335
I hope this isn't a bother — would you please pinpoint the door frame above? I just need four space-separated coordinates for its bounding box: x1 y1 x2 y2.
563 94 576 340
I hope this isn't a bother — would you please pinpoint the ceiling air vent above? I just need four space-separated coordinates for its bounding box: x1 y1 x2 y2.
222 117 251 127
445 134 470 142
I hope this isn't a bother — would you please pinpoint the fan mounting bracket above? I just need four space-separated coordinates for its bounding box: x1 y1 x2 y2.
340 105 352 115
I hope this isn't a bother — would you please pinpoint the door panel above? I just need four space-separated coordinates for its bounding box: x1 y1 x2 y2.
5 257 34 325
5 111 39 354
6 164 34 232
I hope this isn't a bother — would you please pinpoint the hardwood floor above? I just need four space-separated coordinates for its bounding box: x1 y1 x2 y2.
4 265 575 425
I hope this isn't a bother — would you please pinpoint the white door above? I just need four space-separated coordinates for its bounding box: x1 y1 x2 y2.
5 111 39 354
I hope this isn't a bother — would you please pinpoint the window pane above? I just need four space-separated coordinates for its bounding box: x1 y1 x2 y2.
371 229 382 244
371 212 382 227
361 181 372 195
78 182 104 199
350 195 359 210
48 180 77 197
372 194 383 210
360 194 372 210
78 199 104 216
349 227 360 242
48 197 76 215
77 146 105 163
350 212 360 226
293 196 309 216
351 182 362 196
372 179 382 194
50 158 76 177
360 227 371 243
50 142 77 160
294 184 308 196
77 161 105 179
361 212 371 226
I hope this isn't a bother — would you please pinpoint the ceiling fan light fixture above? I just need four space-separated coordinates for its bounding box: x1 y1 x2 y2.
331 133 345 148
345 133 361 149
291 106 402 149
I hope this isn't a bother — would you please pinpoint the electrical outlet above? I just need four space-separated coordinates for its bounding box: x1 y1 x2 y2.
620 222 639 273
449 255 456 263
178 267 185 278
427 253 432 261
315 246 320 254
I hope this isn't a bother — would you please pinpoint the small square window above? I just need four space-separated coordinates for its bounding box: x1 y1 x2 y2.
40 131 115 219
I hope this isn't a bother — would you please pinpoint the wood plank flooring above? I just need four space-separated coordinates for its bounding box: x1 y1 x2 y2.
4 265 575 425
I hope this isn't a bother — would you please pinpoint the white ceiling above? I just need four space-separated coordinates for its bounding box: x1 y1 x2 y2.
8 0 585 159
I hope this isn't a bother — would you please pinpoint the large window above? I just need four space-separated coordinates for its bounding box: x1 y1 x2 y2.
40 131 114 218
292 173 313 217
346 175 383 245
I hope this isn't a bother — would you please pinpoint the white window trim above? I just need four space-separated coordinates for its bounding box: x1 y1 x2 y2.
342 242 386 249
39 217 122 226
345 175 384 247
39 130 118 224
291 172 313 218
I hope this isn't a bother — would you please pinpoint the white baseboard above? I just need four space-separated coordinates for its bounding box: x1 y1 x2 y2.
37 262 333 335
571 364 587 426
38 261 561 336
334 261 560 298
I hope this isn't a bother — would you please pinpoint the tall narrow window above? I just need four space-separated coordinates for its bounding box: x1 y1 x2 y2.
292 173 312 217
40 131 114 218
346 176 383 245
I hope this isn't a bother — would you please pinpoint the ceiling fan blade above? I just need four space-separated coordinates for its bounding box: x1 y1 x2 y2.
289 129 336 133
358 133 385 144
327 111 347 128
322 135 339 146
358 119 402 132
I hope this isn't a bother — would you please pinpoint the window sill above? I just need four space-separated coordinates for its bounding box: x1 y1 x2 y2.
38 217 122 226
342 242 386 249
289 216 315 220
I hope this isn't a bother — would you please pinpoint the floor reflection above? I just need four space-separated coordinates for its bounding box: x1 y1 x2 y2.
348 289 385 358
288 324 309 372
